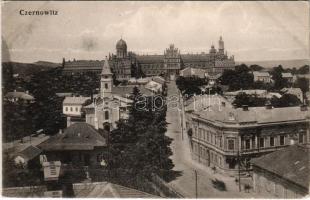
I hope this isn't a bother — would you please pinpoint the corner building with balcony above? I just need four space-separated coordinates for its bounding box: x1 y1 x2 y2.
185 100 310 174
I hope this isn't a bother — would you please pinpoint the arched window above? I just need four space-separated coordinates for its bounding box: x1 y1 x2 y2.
105 111 109 120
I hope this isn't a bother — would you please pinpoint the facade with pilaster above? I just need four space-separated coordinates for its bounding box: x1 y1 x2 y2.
185 99 310 174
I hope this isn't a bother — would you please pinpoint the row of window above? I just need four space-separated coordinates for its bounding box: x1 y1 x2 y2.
65 106 81 113
242 133 305 150
193 125 306 151
193 127 225 149
193 142 223 167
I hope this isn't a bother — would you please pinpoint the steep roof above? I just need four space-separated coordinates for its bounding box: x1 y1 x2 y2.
15 146 42 162
281 87 302 94
180 67 207 78
136 55 164 63
152 76 166 85
181 53 211 62
251 145 309 189
282 72 293 78
101 57 113 75
73 182 159 198
38 123 106 151
253 71 270 77
63 96 90 105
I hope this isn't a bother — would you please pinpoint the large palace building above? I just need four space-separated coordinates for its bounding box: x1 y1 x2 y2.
62 36 235 80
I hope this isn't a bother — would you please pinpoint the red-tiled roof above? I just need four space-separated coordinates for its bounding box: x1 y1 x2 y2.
251 145 309 189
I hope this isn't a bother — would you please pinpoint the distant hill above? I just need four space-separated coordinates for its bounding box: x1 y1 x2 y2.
33 61 61 68
2 61 61 80
236 59 309 69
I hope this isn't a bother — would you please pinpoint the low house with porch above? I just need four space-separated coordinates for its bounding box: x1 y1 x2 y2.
38 123 107 167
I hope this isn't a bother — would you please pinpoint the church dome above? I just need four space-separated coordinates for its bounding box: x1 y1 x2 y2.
116 38 127 49
209 45 216 54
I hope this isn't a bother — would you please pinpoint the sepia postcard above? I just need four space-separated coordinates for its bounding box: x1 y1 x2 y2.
1 1 309 198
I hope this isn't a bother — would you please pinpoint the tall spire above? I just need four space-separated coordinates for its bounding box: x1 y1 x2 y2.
101 56 112 75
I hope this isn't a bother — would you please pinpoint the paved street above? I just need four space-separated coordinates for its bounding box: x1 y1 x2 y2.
165 81 256 198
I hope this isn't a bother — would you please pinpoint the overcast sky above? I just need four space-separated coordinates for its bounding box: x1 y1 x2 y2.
2 1 309 63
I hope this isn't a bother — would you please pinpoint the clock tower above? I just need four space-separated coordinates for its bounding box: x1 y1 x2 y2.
100 57 113 99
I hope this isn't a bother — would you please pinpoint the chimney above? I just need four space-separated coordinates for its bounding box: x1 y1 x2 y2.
232 103 237 109
242 105 249 111
25 90 29 94
59 129 62 134
265 99 272 109
300 104 308 111
265 103 272 109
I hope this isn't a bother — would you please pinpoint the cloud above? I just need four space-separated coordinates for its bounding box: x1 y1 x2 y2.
2 1 309 62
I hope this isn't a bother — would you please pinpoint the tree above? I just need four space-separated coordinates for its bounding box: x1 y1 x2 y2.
233 93 267 108
297 65 309 74
272 94 301 107
249 64 264 71
294 77 309 100
270 65 289 90
175 76 206 96
219 64 254 91
109 87 174 181
26 67 66 135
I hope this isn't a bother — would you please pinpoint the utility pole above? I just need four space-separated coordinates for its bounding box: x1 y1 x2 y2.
237 150 241 192
195 170 198 198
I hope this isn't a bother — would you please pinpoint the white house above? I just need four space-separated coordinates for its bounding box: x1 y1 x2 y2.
253 71 271 83
63 96 91 117
281 72 295 83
